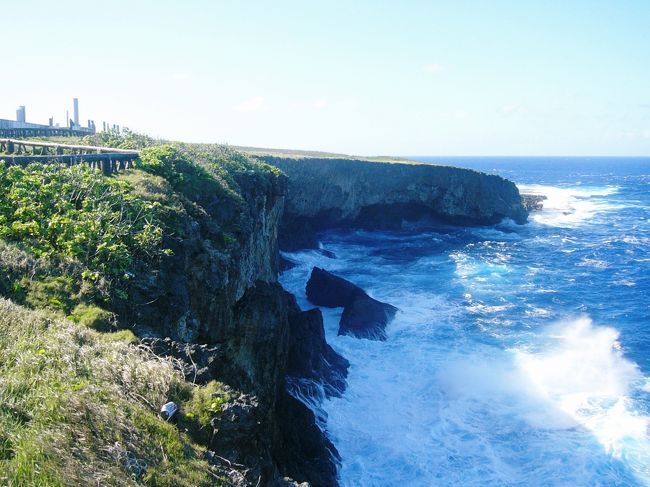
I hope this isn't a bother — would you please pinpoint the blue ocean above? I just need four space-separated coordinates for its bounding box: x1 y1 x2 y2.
280 157 650 486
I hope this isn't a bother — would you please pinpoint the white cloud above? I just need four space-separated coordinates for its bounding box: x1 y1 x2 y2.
233 96 265 112
454 110 467 120
172 73 191 81
313 99 327 109
423 63 446 74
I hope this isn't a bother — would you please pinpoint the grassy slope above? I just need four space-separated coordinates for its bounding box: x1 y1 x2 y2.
0 134 280 486
0 298 223 487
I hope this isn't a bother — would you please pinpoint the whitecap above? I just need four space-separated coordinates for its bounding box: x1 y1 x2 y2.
518 184 622 227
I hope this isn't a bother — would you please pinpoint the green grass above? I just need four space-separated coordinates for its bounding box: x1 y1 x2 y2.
0 135 276 485
175 381 231 445
69 303 115 332
0 298 224 487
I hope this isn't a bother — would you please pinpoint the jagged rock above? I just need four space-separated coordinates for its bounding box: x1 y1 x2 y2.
306 267 360 308
144 280 346 486
339 291 397 341
306 267 397 341
209 393 263 463
144 337 222 383
287 307 349 396
119 167 287 343
316 249 337 259
274 392 340 487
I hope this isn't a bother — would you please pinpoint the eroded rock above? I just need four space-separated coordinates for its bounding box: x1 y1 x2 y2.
262 156 529 251
339 291 397 341
306 267 360 308
306 267 397 341
287 307 349 396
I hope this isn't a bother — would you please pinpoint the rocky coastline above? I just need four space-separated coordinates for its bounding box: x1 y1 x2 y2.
0 142 528 486
141 155 528 485
260 156 528 251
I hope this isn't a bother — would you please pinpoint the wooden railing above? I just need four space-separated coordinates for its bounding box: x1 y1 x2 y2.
0 139 139 175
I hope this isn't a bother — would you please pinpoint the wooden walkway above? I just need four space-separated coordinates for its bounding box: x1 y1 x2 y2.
0 139 139 175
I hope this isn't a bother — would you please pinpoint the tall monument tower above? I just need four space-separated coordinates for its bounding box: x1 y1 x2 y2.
73 98 79 126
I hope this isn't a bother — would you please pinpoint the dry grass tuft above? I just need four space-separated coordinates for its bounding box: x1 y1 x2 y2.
0 298 224 486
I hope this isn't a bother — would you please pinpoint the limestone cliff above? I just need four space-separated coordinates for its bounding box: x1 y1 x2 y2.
104 147 347 486
0 137 532 486
260 156 528 249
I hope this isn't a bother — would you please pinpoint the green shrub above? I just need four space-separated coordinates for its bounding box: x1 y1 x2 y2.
138 146 227 204
22 276 76 313
177 381 231 445
70 303 114 331
101 329 139 344
0 163 170 284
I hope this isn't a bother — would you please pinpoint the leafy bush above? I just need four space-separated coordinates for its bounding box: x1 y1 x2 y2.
21 276 76 313
138 146 230 203
176 381 231 445
0 163 171 291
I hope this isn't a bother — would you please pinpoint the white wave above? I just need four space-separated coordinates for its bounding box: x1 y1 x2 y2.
280 239 650 486
516 317 650 477
518 184 621 227
577 257 610 269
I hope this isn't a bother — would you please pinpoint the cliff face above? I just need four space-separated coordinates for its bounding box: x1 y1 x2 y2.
118 164 345 486
0 137 533 486
125 169 285 342
260 157 528 249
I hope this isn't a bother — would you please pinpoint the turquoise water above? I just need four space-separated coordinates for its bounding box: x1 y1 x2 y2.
280 157 650 486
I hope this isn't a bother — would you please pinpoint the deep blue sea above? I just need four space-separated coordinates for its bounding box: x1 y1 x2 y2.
280 157 650 486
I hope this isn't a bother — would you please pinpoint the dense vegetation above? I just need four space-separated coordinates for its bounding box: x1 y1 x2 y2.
0 135 281 485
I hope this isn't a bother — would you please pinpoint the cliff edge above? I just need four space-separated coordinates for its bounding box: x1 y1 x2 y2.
260 156 528 250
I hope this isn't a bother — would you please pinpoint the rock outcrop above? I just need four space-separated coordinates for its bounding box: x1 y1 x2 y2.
114 150 527 485
261 156 529 250
117 166 345 486
287 307 349 396
146 281 346 486
306 267 397 340
339 291 397 341
306 267 361 308
125 168 286 343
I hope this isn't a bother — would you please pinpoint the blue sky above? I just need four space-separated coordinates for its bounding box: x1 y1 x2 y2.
2 0 649 155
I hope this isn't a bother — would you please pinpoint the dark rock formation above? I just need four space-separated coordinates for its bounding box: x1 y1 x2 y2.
287 307 349 396
273 392 341 487
317 249 337 259
122 168 287 343
145 337 221 384
280 255 298 272
144 281 347 486
120 151 525 485
114 165 346 486
306 267 397 340
339 292 397 341
261 156 529 250
521 193 547 212
306 267 361 308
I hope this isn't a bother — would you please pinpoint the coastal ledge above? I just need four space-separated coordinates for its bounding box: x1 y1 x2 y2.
260 156 529 250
